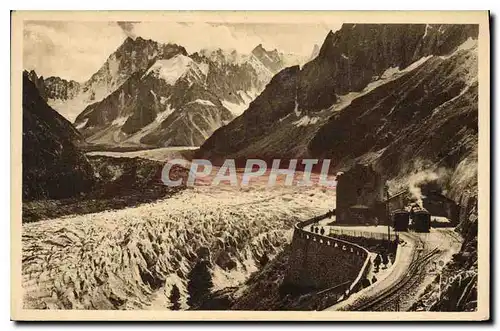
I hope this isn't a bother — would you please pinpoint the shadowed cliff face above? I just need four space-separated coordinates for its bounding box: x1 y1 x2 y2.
22 72 95 200
310 47 478 197
298 24 478 112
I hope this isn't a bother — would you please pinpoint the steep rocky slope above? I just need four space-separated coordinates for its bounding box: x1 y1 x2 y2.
22 72 95 200
198 65 303 161
26 70 49 100
311 45 478 197
297 24 477 112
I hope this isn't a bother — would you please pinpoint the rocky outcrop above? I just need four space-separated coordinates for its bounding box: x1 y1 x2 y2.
26 70 48 100
27 71 81 101
43 76 81 100
251 44 284 73
22 72 94 200
190 50 264 107
411 200 478 312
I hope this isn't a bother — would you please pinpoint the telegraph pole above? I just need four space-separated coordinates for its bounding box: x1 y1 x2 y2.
385 183 391 246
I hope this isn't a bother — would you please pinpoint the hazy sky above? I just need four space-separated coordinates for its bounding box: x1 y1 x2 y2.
23 21 340 82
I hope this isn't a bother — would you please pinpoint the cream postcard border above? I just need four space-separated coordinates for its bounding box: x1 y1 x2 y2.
10 10 490 321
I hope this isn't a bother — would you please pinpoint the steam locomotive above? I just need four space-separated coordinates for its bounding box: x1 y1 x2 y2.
409 206 431 232
391 206 431 233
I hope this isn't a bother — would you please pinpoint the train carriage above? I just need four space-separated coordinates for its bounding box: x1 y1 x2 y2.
410 207 431 233
392 209 410 232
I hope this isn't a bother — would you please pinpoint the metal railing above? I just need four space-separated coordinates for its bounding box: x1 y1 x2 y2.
328 227 390 241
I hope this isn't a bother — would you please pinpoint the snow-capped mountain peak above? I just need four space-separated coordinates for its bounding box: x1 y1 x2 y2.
28 39 308 149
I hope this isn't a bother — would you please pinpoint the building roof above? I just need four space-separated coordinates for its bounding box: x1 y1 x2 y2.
422 191 458 204
386 189 408 201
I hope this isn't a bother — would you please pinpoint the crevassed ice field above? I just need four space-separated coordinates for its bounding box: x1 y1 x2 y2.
22 149 334 309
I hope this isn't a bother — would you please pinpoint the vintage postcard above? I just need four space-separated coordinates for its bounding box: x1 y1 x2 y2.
11 10 490 321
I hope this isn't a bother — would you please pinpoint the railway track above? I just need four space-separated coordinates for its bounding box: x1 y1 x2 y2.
354 236 440 311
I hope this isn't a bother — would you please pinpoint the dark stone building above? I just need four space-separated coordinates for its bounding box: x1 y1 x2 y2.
335 164 388 225
422 191 460 224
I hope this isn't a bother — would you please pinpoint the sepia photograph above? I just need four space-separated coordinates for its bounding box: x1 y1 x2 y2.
10 10 490 321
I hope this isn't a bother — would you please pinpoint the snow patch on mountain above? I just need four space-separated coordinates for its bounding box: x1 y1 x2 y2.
75 118 88 130
124 105 175 145
363 55 434 92
380 66 400 79
160 96 170 105
293 115 320 127
238 89 258 105
112 116 130 126
221 89 259 116
157 106 175 122
403 55 434 72
188 99 216 107
221 100 247 116
144 55 209 86
327 55 434 114
440 37 478 60
294 99 301 117
423 24 431 39
150 90 157 99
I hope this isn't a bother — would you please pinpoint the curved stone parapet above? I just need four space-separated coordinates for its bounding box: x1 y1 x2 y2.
285 212 371 298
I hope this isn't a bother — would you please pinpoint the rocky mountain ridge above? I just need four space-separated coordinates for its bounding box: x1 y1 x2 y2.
29 37 298 148
71 41 292 147
22 71 95 200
